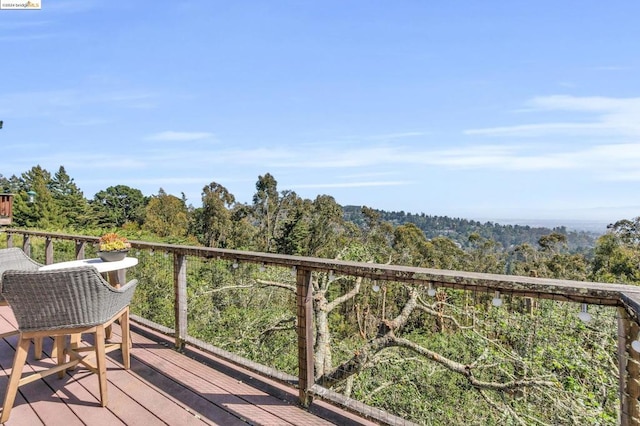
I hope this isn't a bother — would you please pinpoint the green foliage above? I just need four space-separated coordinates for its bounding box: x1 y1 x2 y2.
143 188 188 237
92 185 147 228
344 205 599 252
4 165 636 425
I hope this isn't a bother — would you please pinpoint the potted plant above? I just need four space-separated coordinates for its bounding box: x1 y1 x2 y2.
97 232 131 262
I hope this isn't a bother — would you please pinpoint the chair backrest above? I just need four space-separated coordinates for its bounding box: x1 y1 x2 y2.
0 248 42 304
0 248 41 280
1 266 138 332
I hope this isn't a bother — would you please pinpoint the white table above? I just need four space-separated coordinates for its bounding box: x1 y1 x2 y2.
40 257 138 288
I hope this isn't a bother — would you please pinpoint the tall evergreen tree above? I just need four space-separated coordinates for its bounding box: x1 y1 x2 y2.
50 166 93 229
14 166 65 229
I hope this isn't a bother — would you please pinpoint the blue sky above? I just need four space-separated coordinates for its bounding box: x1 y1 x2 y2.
1 1 639 227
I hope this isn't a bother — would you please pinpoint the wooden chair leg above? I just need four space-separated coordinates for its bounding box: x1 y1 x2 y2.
33 336 43 360
121 308 131 369
94 326 108 407
70 333 80 349
1 337 31 423
56 336 67 379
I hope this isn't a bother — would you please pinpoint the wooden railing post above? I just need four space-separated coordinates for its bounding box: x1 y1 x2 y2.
296 267 314 407
76 241 85 259
22 235 30 257
174 253 188 351
6 233 13 248
44 237 54 265
618 307 640 425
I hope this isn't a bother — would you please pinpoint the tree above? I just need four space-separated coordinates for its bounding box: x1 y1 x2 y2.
144 188 188 238
252 173 280 252
592 232 640 284
273 192 310 255
360 206 394 263
14 166 65 229
306 195 345 258
607 218 640 246
91 185 147 228
50 166 94 229
538 232 567 253
392 223 430 266
197 182 236 248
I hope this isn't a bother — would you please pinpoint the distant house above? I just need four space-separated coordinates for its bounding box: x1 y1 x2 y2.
0 194 13 225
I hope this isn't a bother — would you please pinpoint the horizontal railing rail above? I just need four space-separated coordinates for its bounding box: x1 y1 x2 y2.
3 228 640 425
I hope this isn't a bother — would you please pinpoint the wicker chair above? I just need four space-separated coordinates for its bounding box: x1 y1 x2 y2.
0 266 138 422
0 247 46 358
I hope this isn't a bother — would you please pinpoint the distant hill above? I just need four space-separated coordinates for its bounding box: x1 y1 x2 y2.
342 206 601 252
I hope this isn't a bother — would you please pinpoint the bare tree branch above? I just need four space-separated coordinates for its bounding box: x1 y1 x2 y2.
326 275 363 312
318 334 556 392
254 278 296 292
203 284 255 293
477 389 529 426
259 316 296 340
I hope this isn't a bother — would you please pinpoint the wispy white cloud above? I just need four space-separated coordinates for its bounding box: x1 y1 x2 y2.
131 139 640 181
464 122 608 137
146 131 215 142
465 95 640 137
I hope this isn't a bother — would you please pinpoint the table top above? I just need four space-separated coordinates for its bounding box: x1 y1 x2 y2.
39 257 138 273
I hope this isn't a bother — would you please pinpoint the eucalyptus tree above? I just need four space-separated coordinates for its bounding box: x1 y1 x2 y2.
467 232 505 274
305 194 346 258
144 188 188 238
360 206 394 263
227 203 258 250
252 173 280 252
392 222 431 266
591 218 640 284
273 192 310 255
197 181 236 248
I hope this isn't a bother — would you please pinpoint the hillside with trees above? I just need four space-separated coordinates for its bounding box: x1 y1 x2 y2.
343 205 599 252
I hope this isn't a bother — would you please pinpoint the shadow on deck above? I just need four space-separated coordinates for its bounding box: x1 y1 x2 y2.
0 306 378 425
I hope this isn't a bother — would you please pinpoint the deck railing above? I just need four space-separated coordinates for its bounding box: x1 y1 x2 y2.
3 228 640 425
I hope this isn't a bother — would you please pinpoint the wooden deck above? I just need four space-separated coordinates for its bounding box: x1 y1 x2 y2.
0 306 378 426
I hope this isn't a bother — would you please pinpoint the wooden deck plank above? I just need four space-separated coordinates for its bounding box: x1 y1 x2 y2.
0 306 376 426
0 334 85 426
130 324 377 426
105 325 248 426
0 332 128 426
23 335 127 426
60 326 214 426
0 312 45 425
130 336 297 425
0 369 44 426
182 343 379 426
